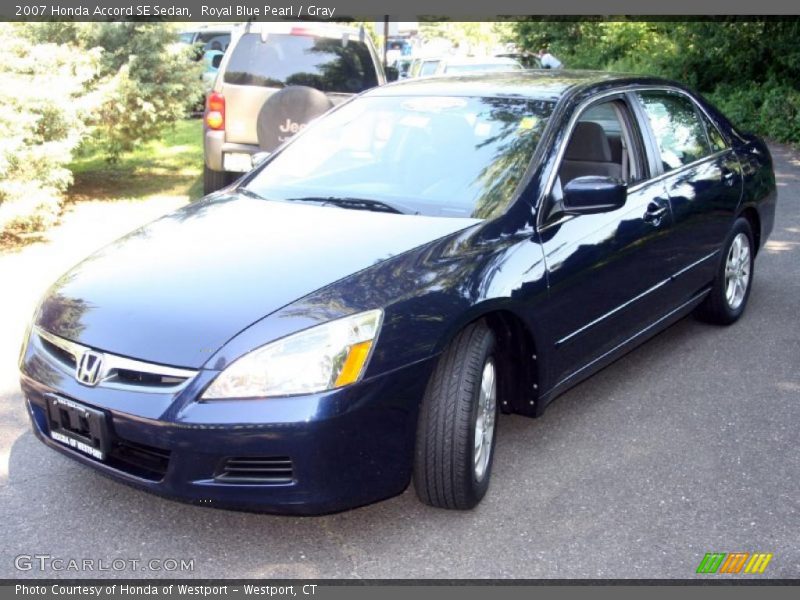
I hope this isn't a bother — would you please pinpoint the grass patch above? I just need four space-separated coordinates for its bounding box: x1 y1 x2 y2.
69 118 205 203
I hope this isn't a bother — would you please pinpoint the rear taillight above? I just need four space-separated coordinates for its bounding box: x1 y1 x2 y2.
206 92 225 130
290 27 317 37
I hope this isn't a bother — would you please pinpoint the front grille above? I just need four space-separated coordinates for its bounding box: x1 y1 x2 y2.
112 368 188 388
40 338 77 369
107 439 171 481
215 457 294 484
34 327 197 393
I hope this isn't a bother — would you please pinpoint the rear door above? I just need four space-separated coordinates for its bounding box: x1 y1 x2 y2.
634 90 743 304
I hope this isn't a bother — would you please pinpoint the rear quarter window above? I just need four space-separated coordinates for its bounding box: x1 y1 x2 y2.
419 60 441 76
224 33 378 94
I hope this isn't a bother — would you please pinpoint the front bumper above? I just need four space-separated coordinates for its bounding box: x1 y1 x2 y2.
19 336 435 515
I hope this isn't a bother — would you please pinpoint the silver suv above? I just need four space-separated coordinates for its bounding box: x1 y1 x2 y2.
203 22 385 194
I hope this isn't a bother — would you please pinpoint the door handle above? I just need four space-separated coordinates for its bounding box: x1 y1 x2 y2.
722 168 736 186
644 201 668 224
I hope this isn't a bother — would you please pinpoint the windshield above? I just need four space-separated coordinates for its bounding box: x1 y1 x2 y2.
244 95 554 219
224 33 378 94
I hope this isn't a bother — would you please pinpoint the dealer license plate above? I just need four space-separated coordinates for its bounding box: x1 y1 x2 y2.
46 396 110 460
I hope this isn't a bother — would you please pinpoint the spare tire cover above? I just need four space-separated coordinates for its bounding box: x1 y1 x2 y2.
256 86 334 152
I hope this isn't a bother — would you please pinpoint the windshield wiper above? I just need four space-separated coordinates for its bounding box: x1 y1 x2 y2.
237 187 268 201
290 196 411 215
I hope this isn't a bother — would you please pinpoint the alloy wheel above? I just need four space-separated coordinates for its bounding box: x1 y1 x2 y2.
724 232 751 310
473 358 497 482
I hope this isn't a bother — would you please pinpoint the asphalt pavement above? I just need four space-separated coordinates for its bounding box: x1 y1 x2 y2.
0 145 798 580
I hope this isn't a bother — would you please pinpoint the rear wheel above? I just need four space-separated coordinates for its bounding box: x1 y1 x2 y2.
697 217 754 324
414 321 498 510
203 165 234 195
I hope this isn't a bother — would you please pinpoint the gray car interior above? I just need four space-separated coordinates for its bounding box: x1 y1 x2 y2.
548 100 638 220
560 121 623 183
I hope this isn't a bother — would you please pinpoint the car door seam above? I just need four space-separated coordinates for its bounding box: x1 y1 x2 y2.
554 287 712 387
554 249 718 347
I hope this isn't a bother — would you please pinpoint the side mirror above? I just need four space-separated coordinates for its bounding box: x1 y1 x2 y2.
385 66 399 82
563 176 627 214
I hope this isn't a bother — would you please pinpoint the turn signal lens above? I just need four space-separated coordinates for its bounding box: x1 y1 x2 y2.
334 341 374 388
206 92 225 130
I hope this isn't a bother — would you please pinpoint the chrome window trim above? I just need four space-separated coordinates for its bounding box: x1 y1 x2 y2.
627 148 730 194
35 327 197 393
538 84 731 230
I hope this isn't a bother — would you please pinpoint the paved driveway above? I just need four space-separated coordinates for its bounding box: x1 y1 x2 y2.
1 145 798 579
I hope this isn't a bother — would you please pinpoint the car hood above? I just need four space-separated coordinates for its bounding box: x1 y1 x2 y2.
37 195 479 368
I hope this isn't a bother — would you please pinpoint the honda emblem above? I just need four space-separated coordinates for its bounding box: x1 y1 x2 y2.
76 350 104 386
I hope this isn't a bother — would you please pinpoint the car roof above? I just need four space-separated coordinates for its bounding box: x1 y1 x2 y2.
443 56 521 66
368 70 673 101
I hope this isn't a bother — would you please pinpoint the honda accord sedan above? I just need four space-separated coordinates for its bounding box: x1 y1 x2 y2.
19 72 777 513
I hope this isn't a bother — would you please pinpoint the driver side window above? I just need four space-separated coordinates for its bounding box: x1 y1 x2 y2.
547 98 643 221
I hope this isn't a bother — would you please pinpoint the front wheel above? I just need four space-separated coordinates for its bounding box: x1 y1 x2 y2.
697 217 755 325
413 321 498 510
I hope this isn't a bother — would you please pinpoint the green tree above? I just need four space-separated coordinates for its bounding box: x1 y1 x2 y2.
0 24 100 238
419 21 514 54
25 22 203 159
1 22 203 240
512 19 800 143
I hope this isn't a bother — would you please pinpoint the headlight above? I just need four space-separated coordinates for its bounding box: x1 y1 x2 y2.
202 309 383 399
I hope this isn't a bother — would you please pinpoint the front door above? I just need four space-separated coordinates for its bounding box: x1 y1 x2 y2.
536 96 678 387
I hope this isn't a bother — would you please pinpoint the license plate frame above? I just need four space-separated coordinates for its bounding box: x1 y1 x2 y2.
46 395 110 461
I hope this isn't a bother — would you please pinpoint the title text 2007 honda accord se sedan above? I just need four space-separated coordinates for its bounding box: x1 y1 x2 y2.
19 72 776 514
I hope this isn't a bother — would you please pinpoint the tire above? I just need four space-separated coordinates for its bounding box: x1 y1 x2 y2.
203 165 234 195
414 321 498 510
697 217 755 325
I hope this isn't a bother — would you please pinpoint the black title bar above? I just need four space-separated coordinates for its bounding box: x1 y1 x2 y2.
1 0 800 22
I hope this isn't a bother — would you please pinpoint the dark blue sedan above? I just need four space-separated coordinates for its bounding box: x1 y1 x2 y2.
19 72 777 513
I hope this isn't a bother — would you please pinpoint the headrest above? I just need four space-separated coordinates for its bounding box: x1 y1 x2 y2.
564 121 612 162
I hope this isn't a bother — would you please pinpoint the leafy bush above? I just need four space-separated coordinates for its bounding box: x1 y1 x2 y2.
710 82 800 144
25 22 203 160
1 23 202 241
0 24 101 239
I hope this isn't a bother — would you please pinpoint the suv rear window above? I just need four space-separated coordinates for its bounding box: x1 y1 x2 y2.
224 33 378 93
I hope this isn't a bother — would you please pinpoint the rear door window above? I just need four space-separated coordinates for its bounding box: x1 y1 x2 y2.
637 91 712 171
224 32 378 93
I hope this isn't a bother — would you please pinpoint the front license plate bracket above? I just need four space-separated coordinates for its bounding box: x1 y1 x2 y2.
45 395 110 460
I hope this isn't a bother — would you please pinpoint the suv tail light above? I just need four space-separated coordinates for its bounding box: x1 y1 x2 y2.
290 27 318 37
206 92 225 130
